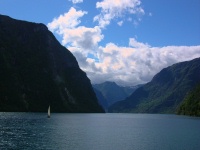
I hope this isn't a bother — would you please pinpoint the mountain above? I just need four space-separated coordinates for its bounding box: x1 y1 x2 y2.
93 88 108 111
0 15 104 113
177 83 200 116
93 81 140 108
109 58 200 113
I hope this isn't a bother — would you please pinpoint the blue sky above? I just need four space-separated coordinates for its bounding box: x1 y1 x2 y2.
1 0 200 86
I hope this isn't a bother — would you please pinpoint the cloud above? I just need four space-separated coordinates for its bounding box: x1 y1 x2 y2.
69 0 83 4
94 0 145 28
85 40 200 86
48 7 103 55
59 26 103 52
48 6 200 86
129 38 149 48
48 7 87 30
117 21 123 26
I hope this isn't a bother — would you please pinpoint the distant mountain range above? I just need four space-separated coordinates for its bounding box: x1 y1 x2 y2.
109 58 200 114
0 15 104 113
93 81 141 111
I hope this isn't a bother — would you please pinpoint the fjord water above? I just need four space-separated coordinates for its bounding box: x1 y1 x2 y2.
0 113 200 150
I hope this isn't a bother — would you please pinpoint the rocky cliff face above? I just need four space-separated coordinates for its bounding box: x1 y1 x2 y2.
0 15 104 112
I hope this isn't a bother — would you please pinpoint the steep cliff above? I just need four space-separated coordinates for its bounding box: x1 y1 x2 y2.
0 15 104 112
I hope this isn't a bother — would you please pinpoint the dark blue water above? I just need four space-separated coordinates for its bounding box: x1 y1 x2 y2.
0 113 200 150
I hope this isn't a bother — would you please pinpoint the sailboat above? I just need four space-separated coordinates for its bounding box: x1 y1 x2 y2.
47 105 50 118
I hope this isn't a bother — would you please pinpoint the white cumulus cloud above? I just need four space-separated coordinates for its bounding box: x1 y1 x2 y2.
94 0 145 28
85 40 200 86
48 6 200 86
48 7 103 55
48 7 87 30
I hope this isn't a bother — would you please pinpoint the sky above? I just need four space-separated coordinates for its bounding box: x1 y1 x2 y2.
1 0 200 86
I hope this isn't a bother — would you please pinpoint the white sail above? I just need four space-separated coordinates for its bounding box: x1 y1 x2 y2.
48 105 50 118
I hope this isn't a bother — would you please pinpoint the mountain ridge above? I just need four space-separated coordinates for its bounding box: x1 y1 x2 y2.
109 57 200 113
93 81 140 110
0 14 104 113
